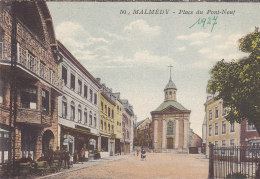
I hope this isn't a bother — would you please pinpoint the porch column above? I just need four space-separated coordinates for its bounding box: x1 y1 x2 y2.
98 135 101 151
183 119 189 150
58 124 61 148
175 119 179 149
153 120 158 151
162 119 166 150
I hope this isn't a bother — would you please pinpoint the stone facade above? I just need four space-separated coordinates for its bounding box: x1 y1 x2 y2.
204 97 240 157
151 78 191 153
134 118 152 148
0 2 62 163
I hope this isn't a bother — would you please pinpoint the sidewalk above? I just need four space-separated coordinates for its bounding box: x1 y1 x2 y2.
37 155 129 179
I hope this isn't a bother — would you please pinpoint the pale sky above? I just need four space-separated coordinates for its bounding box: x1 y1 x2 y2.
47 2 260 137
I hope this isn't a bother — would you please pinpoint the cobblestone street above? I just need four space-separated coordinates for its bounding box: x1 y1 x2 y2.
42 153 208 179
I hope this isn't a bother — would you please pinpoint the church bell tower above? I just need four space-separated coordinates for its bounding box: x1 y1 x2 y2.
164 65 177 101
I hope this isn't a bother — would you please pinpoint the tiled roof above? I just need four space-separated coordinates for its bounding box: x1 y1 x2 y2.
152 100 190 112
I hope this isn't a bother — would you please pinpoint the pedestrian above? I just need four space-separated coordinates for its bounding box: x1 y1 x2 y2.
64 148 70 169
54 146 62 169
80 147 86 163
47 146 54 166
136 149 139 156
141 148 146 161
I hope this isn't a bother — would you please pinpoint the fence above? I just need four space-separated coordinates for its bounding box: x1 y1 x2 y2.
209 144 260 178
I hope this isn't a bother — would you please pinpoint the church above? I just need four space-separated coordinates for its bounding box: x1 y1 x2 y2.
151 68 191 153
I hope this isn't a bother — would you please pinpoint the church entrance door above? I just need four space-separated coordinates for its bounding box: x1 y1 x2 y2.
167 138 174 149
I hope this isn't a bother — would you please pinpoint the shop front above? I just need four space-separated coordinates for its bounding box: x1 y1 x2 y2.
0 127 10 164
60 125 98 163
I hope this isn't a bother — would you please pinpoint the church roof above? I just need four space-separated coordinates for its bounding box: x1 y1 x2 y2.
164 79 177 90
152 100 190 113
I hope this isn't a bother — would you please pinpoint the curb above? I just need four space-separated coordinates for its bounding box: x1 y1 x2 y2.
36 156 128 179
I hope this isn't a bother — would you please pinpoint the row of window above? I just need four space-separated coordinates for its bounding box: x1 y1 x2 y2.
209 121 235 136
62 66 97 105
209 121 256 137
62 97 97 128
101 101 114 118
100 120 114 133
214 139 236 155
209 105 227 121
214 139 236 148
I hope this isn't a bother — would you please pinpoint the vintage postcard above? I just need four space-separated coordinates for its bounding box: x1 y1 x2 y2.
0 0 259 179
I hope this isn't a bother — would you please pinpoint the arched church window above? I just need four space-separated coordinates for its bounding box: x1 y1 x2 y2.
167 121 175 135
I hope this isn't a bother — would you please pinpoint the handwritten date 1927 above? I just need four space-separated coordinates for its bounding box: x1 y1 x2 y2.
189 16 218 32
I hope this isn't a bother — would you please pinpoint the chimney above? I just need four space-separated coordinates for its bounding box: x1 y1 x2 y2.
96 78 101 83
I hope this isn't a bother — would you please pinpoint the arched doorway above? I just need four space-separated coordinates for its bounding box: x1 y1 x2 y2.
42 130 54 154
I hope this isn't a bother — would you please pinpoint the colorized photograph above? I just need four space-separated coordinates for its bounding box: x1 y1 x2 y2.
0 1 259 178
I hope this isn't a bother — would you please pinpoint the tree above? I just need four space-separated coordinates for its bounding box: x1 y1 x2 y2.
207 27 260 135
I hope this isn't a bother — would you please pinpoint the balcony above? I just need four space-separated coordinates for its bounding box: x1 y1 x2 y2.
17 108 52 127
17 43 63 91
0 11 63 92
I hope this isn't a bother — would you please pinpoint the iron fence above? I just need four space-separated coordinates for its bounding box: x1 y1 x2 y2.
209 144 260 178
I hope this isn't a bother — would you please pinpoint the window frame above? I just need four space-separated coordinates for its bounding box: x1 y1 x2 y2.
70 73 75 91
62 66 68 86
222 121 226 134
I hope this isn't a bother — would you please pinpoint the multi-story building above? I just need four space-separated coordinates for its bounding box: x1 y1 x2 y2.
205 96 240 156
97 80 116 157
201 115 207 154
0 2 63 163
121 99 135 154
57 41 101 162
240 119 260 146
112 92 123 155
134 117 152 148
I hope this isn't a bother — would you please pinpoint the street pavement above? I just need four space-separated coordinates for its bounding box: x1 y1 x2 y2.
38 153 209 179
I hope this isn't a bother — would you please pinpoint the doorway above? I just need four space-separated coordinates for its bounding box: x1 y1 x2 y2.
167 137 174 149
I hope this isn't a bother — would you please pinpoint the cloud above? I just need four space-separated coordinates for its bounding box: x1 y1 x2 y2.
56 21 109 49
103 31 129 41
107 50 176 67
198 48 211 54
176 46 186 52
189 40 204 46
216 33 241 50
176 32 211 41
124 20 162 37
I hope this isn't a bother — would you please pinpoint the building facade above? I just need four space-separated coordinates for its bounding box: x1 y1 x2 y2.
240 119 260 146
98 81 116 157
201 115 207 154
113 93 123 155
205 97 240 156
0 1 62 163
151 77 191 153
134 117 153 148
121 99 135 154
57 41 101 162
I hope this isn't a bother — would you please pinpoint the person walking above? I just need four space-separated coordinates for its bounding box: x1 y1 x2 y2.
54 146 62 169
141 148 146 161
